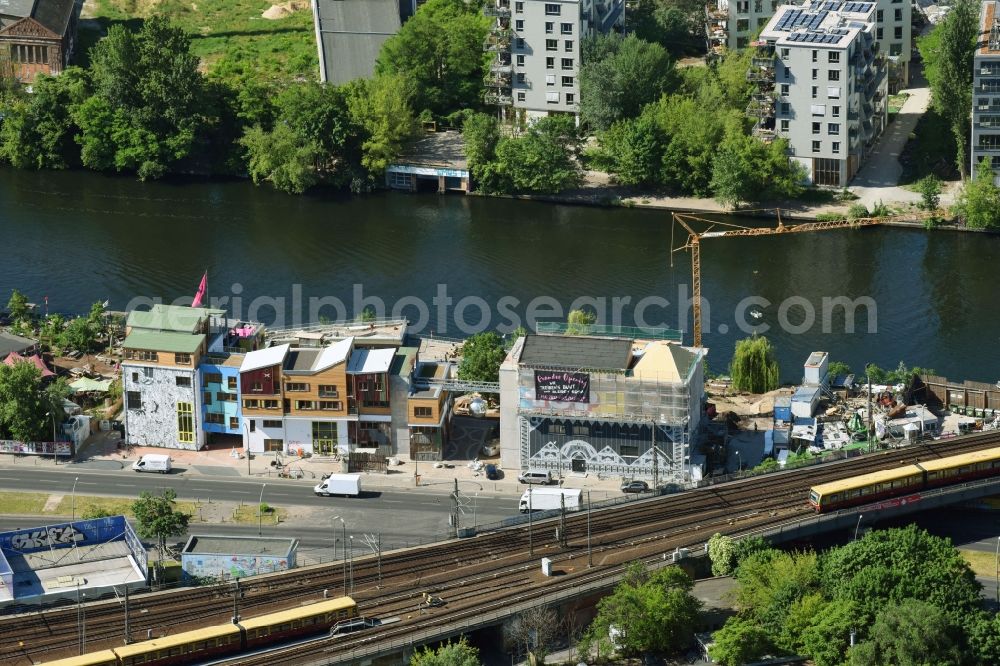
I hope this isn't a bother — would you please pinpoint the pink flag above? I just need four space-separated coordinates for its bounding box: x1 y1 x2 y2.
191 271 207 308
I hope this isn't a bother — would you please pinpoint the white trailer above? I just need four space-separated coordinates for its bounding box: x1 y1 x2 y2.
518 488 582 513
313 473 362 497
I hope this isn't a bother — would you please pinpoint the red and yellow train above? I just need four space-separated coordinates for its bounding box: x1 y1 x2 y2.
809 446 1000 512
40 596 358 666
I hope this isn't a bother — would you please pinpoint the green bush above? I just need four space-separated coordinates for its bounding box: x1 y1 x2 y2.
846 203 869 219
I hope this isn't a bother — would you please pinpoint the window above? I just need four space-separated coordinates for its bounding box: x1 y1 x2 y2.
546 57 554 69
827 86 841 98
561 22 572 34
783 66 791 80
828 52 840 64
546 91 559 103
319 401 342 410
545 21 554 33
264 439 283 452
812 121 821 134
828 69 840 81
565 92 575 104
174 353 191 365
780 102 790 115
215 392 235 402
757 16 768 27
263 399 279 409
515 19 523 30
177 402 194 443
736 18 749 31
832 105 840 117
318 385 339 398
414 406 433 417
832 141 841 154
780 83 790 95
812 68 818 80
812 140 821 152
754 0 761 11
561 76 574 87
814 157 841 185
517 72 527 84
828 122 840 135
295 400 317 410
227 377 237 391
176 376 191 387
546 74 556 86
876 9 883 21
127 391 142 410
780 47 789 60
205 372 222 385
812 85 818 98
894 26 903 39
262 419 282 428
229 417 238 430
243 399 259 409
546 39 557 51
894 8 902 20
124 350 158 362
515 0 522 11
285 382 308 392
544 2 560 14
619 443 639 457
312 421 337 454
564 40 573 52
812 50 818 63
889 43 903 57
780 119 789 131
561 57 573 69
517 91 526 101
876 27 883 40
205 413 224 425
737 36 749 48
249 421 256 432
515 37 525 49
549 423 567 435
810 104 826 115
203 392 212 405
516 54 525 66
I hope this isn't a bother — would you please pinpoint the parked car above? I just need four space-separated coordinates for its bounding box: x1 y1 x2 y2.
484 464 502 480
518 470 554 485
621 480 650 493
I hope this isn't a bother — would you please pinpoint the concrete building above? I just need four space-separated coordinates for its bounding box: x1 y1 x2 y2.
484 0 624 123
973 0 1000 185
499 333 705 483
708 0 909 91
180 535 297 581
752 1 887 186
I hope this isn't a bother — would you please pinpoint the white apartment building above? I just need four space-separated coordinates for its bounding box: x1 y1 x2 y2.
709 0 909 90
484 0 624 122
754 1 887 185
972 1 1000 185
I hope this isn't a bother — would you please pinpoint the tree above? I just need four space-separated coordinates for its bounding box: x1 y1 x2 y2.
565 309 596 335
580 34 676 131
457 332 507 383
954 157 1000 228
6 289 29 324
59 316 97 353
462 112 500 170
600 115 664 186
581 563 702 657
827 361 852 378
711 128 804 208
410 637 480 666
0 361 47 442
40 314 66 351
709 615 774 666
79 16 209 179
656 97 737 196
241 123 323 194
626 0 704 57
707 533 769 577
131 489 191 569
0 68 90 170
504 606 562 665
487 116 582 194
919 0 978 179
345 73 419 176
798 598 857 666
914 174 942 212
847 599 961 666
376 0 490 116
729 334 780 394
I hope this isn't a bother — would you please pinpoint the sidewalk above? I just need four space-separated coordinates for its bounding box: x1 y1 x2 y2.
9 430 628 500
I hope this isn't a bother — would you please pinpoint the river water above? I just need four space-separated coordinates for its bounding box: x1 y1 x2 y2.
2 168 998 382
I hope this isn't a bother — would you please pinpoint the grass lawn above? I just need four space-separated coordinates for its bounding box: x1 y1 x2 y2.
0 491 50 514
81 0 319 84
898 106 961 186
232 504 286 525
960 548 998 578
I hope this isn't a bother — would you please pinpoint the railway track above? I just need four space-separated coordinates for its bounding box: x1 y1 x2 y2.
8 431 1000 665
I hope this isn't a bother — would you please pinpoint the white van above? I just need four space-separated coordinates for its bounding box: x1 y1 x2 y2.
314 473 362 497
517 470 554 485
132 454 172 474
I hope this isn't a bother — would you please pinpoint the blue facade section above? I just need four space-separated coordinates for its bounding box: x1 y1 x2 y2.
200 362 242 435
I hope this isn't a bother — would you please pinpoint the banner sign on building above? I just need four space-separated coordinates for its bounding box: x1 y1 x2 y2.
534 371 590 403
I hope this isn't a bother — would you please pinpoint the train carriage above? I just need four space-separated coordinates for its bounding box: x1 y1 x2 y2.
240 596 358 649
918 447 1000 489
809 464 924 512
111 623 242 666
38 651 120 666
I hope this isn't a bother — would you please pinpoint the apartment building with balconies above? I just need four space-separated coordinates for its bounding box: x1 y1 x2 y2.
755 1 887 186
973 0 1000 185
483 0 624 122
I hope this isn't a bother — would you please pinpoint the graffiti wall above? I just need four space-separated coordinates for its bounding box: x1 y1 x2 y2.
181 552 295 580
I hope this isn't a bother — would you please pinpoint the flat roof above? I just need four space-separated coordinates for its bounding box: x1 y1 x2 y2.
980 1 1000 56
182 535 297 557
393 130 469 171
391 346 419 377
4 541 145 599
123 330 204 354
127 304 215 334
519 334 633 372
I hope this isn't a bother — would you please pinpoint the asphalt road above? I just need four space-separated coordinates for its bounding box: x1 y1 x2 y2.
0 464 522 553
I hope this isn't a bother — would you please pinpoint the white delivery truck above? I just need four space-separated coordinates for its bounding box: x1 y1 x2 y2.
132 454 172 474
313 473 362 497
519 488 582 513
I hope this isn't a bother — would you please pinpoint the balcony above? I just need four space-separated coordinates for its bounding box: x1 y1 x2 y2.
484 4 511 18
484 91 513 105
484 30 513 52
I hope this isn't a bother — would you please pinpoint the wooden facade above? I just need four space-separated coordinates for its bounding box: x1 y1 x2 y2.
284 363 349 419
123 343 205 370
241 364 284 417
408 391 447 425
0 0 81 84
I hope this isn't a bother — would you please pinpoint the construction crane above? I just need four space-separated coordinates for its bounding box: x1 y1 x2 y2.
670 209 932 348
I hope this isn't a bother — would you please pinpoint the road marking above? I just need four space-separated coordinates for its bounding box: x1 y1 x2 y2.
78 482 99 485
0 476 22 481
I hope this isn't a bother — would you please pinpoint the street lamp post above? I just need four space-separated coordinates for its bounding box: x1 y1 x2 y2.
257 483 266 537
854 513 864 541
333 516 347 596
242 421 252 476
46 411 59 465
735 450 741 473
348 535 354 595
72 476 79 521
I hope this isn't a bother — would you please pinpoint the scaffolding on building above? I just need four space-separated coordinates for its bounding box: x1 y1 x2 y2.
746 41 777 142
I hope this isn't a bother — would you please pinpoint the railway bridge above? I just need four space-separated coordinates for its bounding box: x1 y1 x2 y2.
5 432 1000 666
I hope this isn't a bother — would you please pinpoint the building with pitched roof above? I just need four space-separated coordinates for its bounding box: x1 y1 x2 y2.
0 0 82 84
498 333 706 483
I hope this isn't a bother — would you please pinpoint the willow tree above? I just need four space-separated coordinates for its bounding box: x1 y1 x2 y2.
729 334 780 393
